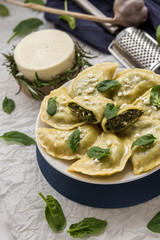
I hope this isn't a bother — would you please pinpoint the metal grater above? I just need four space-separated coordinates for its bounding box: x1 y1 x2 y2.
108 27 160 73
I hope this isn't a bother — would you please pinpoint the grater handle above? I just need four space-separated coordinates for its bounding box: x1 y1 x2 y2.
73 0 118 34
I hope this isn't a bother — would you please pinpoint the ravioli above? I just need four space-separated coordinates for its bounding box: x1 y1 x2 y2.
133 88 160 120
67 95 113 124
40 86 85 130
123 117 160 174
101 104 143 133
67 132 131 176
37 125 102 160
69 62 118 98
112 69 160 105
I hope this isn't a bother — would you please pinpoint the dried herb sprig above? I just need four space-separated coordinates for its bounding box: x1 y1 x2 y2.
3 42 96 100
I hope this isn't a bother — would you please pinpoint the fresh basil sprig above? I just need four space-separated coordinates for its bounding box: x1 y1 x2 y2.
97 80 121 92
7 18 43 44
104 103 119 120
156 25 160 46
0 4 9 16
68 128 80 154
59 0 76 30
2 96 15 114
131 134 157 149
0 131 36 145
46 97 57 116
87 146 110 160
24 0 45 5
39 193 66 232
67 217 107 238
150 85 160 107
147 211 160 233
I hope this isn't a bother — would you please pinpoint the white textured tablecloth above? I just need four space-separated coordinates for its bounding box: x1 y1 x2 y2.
1 2 160 240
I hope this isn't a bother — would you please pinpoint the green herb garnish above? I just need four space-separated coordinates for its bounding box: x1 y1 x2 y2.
0 4 9 16
0 131 36 146
104 103 119 120
97 80 121 92
150 85 160 107
3 42 94 100
39 193 66 232
131 134 157 149
156 25 160 46
7 18 43 44
147 211 160 233
46 97 57 116
68 128 80 154
24 0 45 5
2 96 15 114
87 146 110 160
59 0 76 30
67 217 107 238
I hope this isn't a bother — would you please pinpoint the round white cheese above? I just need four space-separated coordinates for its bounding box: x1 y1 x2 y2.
14 29 75 81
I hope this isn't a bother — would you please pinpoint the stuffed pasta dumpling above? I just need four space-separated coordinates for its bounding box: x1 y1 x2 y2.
69 62 118 98
67 132 131 176
40 86 85 130
123 117 160 174
37 125 102 160
112 69 160 105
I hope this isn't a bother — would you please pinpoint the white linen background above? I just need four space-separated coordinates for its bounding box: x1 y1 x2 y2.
0 2 160 240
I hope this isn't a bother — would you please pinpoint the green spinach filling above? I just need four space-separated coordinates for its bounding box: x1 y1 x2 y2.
105 109 143 133
68 102 97 123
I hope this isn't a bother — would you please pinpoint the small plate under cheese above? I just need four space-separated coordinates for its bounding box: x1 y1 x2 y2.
14 29 75 81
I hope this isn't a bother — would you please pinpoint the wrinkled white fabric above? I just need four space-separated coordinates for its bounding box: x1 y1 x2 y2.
1 2 160 240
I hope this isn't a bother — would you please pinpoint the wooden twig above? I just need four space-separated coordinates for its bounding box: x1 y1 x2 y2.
4 0 117 25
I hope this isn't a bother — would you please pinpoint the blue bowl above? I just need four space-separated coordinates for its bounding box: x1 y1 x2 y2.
36 145 160 208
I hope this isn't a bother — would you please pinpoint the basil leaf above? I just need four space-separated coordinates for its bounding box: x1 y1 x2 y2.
2 96 15 114
87 146 110 160
156 25 160 46
147 211 160 233
150 85 160 107
46 97 57 116
97 80 121 92
39 193 66 232
7 18 43 44
131 134 157 149
24 0 45 5
67 217 107 238
0 131 36 145
104 103 119 120
59 0 76 30
0 4 9 16
68 128 80 154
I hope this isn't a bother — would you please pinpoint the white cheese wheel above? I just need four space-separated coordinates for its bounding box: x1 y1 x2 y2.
14 29 75 81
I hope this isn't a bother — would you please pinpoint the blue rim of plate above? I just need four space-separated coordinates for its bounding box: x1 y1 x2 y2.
36 145 160 208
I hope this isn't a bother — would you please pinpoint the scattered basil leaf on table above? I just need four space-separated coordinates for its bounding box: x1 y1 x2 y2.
59 0 76 30
150 85 160 107
24 0 45 5
104 103 119 120
131 134 157 149
97 80 121 92
46 97 57 116
67 217 107 238
0 4 9 16
7 18 43 44
147 211 160 233
39 193 66 232
156 25 160 46
2 96 15 114
68 128 80 154
0 131 36 145
87 146 110 160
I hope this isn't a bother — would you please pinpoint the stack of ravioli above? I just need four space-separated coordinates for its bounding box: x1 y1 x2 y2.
37 62 160 177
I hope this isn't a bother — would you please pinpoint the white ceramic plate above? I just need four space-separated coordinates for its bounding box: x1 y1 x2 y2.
35 69 160 185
